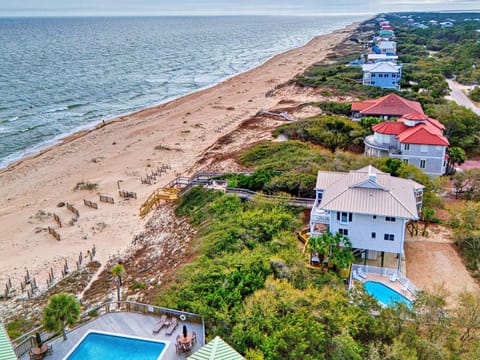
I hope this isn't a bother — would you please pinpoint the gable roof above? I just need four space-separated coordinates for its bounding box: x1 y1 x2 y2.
397 125 450 146
0 323 17 360
316 166 422 219
189 336 244 360
362 62 401 73
351 93 424 116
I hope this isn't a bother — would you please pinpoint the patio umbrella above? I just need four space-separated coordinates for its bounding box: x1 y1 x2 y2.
183 325 188 338
35 332 42 347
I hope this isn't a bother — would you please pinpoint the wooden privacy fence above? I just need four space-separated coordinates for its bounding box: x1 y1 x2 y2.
83 199 98 209
53 213 62 227
48 227 61 241
99 195 115 204
119 190 137 199
67 203 80 218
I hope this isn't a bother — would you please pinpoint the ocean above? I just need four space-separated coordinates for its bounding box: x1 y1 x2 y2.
0 15 365 168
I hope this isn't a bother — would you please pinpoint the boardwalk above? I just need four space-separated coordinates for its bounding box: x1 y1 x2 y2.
19 312 204 360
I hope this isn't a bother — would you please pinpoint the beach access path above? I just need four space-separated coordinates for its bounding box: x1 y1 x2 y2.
0 23 359 292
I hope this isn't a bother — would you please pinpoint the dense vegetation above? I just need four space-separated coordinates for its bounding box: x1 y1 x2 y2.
151 14 480 359
154 187 480 359
390 13 480 84
273 116 367 152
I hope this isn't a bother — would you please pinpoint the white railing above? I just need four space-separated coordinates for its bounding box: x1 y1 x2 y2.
350 264 419 295
13 301 204 358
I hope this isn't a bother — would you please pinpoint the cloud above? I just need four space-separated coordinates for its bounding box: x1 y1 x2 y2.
0 0 479 16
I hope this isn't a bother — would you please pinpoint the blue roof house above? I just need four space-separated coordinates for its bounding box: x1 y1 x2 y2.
362 62 402 90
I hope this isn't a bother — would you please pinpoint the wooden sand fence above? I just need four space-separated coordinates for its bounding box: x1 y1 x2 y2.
66 203 80 218
83 199 98 209
119 190 137 199
99 195 115 204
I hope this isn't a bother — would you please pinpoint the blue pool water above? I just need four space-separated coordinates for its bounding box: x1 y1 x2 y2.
66 332 166 360
364 281 412 307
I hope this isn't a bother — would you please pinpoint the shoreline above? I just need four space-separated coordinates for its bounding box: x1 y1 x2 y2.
0 21 361 299
0 19 365 172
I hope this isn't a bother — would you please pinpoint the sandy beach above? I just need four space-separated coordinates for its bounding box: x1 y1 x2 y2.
0 23 358 293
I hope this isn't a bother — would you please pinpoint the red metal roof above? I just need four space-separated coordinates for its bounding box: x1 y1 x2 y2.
382 25 393 30
372 121 408 135
397 125 450 146
351 94 424 116
373 111 449 146
399 112 446 131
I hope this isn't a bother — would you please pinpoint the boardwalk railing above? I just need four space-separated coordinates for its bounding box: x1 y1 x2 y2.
225 188 315 208
13 301 204 358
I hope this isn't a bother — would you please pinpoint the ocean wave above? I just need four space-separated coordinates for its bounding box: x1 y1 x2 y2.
44 106 68 114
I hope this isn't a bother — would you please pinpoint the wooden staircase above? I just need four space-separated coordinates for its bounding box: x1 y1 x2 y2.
140 187 180 217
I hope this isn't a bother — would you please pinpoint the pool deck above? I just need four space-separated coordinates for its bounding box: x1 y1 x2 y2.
351 273 416 302
19 312 204 360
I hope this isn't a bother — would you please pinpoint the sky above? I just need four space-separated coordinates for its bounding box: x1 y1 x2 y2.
0 0 479 17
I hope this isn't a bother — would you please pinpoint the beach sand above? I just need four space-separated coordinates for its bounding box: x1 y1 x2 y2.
0 23 358 293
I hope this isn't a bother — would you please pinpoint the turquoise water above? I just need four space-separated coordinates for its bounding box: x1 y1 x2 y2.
364 281 412 307
0 15 366 168
66 332 166 360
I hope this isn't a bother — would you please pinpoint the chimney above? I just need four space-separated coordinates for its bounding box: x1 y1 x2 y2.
368 165 377 182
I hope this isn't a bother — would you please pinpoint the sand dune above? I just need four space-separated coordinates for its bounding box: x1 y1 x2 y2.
0 23 358 294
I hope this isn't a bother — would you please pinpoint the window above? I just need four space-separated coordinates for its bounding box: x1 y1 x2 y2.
339 228 348 236
404 144 410 151
337 212 352 223
373 215 377 220
420 159 426 169
402 159 408 164
384 234 395 241
371 73 376 77
371 232 376 239
386 216 396 222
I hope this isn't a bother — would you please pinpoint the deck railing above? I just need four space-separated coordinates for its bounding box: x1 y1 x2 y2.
13 301 204 358
350 264 419 295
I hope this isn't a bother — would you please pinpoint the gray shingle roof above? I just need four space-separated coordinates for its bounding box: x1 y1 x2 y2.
316 165 422 219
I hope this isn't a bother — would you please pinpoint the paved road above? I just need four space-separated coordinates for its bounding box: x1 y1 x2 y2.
446 79 480 115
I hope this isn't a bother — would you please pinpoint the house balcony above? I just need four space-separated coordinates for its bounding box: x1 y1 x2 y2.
364 135 401 156
310 208 330 225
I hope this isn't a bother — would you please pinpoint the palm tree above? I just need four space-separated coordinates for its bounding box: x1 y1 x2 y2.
111 264 125 304
42 293 80 341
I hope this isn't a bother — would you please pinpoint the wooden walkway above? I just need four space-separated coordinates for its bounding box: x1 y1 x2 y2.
19 312 204 360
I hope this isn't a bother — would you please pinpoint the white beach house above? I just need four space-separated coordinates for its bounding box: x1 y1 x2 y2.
309 166 423 270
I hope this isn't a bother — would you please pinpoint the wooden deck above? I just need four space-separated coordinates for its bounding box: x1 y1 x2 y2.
19 312 204 360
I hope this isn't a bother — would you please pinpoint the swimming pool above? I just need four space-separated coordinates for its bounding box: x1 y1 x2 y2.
65 331 167 360
364 281 412 307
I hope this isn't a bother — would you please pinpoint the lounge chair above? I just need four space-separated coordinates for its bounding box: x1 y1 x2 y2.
152 314 168 334
357 268 367 279
165 317 178 336
401 281 409 293
352 270 363 281
389 272 398 282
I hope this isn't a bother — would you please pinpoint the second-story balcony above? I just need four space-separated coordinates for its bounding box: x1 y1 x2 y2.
364 135 401 156
310 208 330 225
